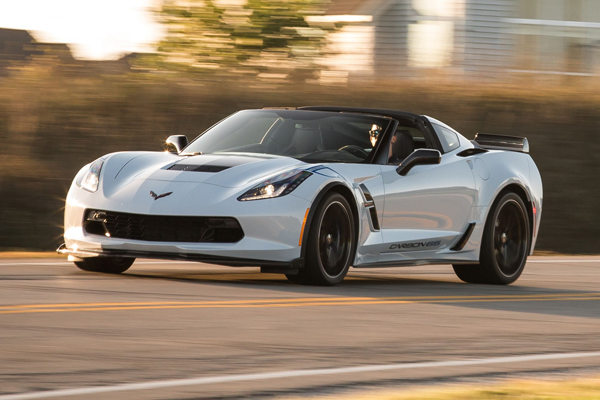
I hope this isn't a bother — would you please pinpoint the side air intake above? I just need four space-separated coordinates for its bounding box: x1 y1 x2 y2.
473 133 529 154
451 222 476 251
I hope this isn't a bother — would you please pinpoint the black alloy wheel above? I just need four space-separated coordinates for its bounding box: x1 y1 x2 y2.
318 200 352 277
74 257 135 274
453 192 530 285
493 198 528 277
287 192 355 286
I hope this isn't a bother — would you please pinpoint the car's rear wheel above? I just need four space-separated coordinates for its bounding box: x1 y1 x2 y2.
453 192 530 285
74 257 135 274
287 192 355 286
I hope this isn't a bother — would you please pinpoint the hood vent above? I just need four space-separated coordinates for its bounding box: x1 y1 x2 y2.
168 164 231 173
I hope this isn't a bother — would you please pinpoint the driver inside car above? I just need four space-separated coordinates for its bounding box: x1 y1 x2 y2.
369 124 382 147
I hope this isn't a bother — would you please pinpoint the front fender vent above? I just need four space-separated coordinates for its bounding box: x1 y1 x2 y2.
359 184 380 231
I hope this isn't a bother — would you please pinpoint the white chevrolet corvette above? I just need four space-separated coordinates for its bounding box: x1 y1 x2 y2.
59 107 542 286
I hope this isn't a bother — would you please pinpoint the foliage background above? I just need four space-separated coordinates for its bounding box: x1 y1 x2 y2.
154 0 331 79
1 59 599 253
1 0 599 253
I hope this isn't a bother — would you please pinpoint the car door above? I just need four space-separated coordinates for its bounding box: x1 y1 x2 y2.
378 123 477 263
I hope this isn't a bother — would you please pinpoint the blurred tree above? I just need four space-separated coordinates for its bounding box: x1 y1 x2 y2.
155 0 332 80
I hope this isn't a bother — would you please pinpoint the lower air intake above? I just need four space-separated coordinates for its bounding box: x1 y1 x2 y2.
83 210 244 243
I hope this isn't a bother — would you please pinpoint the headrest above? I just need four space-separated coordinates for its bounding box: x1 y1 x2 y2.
291 124 323 154
391 130 415 161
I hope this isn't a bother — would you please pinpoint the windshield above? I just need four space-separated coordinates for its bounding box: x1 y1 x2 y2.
183 110 392 163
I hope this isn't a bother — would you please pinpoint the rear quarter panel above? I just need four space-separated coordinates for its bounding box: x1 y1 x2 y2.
470 150 543 255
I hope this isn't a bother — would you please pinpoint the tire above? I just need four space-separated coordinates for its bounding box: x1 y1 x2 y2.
453 192 530 285
285 272 307 285
74 257 135 274
291 192 356 286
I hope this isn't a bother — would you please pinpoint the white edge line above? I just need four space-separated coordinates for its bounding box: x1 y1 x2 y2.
2 351 600 399
526 260 599 263
0 261 199 267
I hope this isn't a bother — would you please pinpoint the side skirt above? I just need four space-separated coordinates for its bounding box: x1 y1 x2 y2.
354 259 479 268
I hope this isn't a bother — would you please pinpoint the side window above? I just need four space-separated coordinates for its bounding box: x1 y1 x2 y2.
433 124 460 153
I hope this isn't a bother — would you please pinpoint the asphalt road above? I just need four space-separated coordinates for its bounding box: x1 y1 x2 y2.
1 256 600 399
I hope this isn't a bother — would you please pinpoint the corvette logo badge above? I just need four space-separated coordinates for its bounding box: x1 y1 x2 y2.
150 191 173 201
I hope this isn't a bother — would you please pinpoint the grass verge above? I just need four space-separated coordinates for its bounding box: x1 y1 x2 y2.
281 376 600 400
0 252 64 258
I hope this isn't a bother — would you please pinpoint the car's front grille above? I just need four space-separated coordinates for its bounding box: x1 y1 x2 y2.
83 210 244 243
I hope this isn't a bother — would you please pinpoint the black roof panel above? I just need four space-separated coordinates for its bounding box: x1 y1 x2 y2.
297 106 422 122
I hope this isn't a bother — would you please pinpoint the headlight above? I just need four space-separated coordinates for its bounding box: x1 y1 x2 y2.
238 169 312 201
78 159 104 192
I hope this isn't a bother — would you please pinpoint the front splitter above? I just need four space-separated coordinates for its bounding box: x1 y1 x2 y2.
57 243 304 270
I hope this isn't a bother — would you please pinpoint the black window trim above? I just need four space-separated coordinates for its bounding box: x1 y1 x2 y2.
420 118 446 154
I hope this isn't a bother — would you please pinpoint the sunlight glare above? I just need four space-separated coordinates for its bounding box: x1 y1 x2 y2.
0 0 165 60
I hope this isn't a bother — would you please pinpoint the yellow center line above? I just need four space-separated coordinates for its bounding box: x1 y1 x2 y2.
0 293 599 315
3 292 600 310
0 297 377 309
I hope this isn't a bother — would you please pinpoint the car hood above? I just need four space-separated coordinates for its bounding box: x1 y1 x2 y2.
103 151 307 192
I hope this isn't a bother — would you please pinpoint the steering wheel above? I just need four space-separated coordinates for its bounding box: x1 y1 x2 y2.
338 145 369 159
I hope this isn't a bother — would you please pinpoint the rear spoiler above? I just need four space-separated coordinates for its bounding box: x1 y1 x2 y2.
472 133 529 154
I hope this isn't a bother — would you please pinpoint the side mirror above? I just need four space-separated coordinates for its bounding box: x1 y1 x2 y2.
165 135 188 153
396 149 441 176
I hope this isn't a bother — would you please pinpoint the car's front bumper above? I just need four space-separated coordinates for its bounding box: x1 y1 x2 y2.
62 179 312 269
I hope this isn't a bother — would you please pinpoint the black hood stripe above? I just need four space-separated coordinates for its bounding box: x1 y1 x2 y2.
168 164 230 173
166 154 268 173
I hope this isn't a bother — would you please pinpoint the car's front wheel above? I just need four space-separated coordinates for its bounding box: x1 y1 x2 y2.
453 192 530 285
287 192 355 286
74 257 135 274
